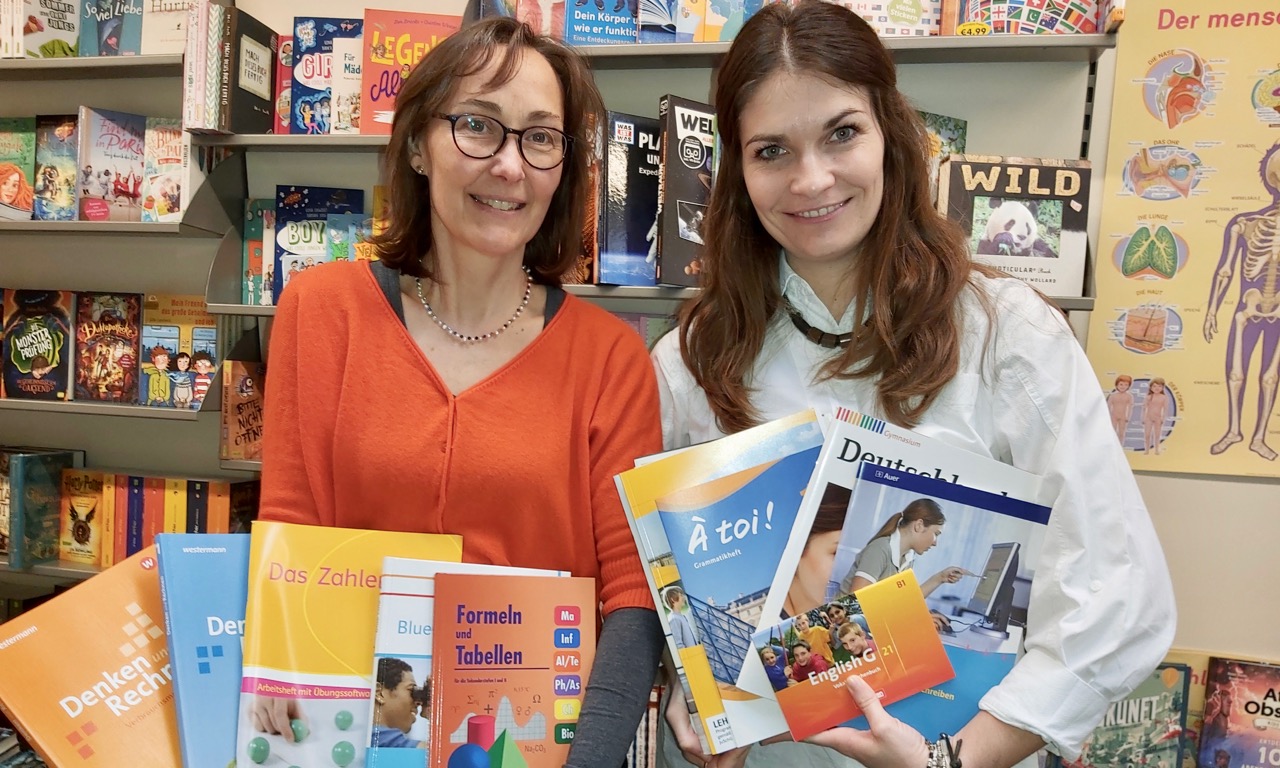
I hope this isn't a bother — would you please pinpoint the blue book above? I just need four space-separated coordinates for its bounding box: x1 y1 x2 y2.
156 533 251 768
185 480 208 534
125 475 145 556
291 17 363 135
273 185 364 302
1 448 76 569
598 112 660 286
79 0 144 56
565 0 638 45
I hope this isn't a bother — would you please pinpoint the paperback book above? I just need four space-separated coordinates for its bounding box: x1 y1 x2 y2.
32 114 78 221
1198 656 1280 768
220 359 266 462
2 289 74 402
139 294 218 410
59 467 110 567
937 154 1091 298
598 112 660 286
156 533 250 768
430 572 597 768
273 185 364 301
139 0 186 54
0 448 77 569
918 110 966 206
140 117 183 222
655 94 715 287
0 547 184 767
364 557 566 768
0 117 35 221
78 0 144 56
752 569 953 740
1053 663 1190 768
291 17 363 135
614 409 824 754
22 0 80 58
235 521 462 768
242 198 274 306
76 106 146 222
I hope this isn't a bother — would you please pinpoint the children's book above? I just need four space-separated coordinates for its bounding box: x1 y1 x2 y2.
752 569 953 740
73 291 142 403
360 10 462 135
364 557 566 768
140 117 183 223
0 448 76 569
76 106 146 222
2 289 74 402
139 0 186 54
936 154 1091 298
330 34 362 134
1198 656 1280 768
242 198 274 306
22 0 80 58
939 0 1102 34
156 533 251 768
655 95 715 287
0 547 184 767
564 0 637 45
326 212 364 261
32 114 78 221
0 117 36 222
273 185 364 301
235 521 462 768
220 359 266 461
429 572 597 768
1053 663 1190 768
599 112 660 286
78 0 144 56
139 294 218 410
59 468 110 567
918 110 966 206
290 17 363 135
614 409 824 754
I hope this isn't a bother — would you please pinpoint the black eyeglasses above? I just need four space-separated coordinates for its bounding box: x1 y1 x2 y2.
435 113 572 171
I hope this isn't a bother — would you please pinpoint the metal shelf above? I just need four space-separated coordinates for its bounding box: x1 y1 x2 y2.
191 134 391 151
579 34 1115 69
1053 296 1094 312
565 284 699 300
0 54 183 81
0 220 222 237
0 555 99 582
221 459 262 472
208 303 276 317
0 399 205 420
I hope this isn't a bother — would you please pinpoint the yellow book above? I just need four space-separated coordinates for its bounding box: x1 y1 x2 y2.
59 468 107 566
163 477 186 534
235 521 463 767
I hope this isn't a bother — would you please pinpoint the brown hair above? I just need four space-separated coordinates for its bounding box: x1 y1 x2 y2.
1114 374 1133 387
837 621 865 641
866 498 944 546
373 18 603 285
678 0 996 432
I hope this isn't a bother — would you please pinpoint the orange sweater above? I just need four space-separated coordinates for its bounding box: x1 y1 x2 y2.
259 261 661 615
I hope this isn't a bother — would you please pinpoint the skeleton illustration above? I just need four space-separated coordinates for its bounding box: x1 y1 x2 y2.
1203 142 1280 460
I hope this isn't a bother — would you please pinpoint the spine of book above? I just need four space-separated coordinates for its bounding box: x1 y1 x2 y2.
218 7 236 133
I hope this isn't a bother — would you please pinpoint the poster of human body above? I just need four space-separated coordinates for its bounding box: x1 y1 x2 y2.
1087 0 1280 477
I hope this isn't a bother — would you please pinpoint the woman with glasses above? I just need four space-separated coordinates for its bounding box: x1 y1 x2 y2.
258 18 664 768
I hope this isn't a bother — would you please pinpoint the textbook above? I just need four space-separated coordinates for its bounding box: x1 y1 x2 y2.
752 569 953 741
366 557 566 768
235 521 462 768
0 547 183 767
614 409 824 754
156 533 250 768
429 572 597 768
1053 663 1190 768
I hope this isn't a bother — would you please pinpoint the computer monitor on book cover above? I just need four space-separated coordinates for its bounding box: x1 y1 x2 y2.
966 541 1020 639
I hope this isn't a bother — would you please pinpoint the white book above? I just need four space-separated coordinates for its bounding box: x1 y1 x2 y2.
141 116 183 222
329 34 362 135
140 0 187 54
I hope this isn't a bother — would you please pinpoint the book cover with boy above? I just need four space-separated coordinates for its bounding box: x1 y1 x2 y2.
365 557 566 768
0 547 184 767
429 572 596 768
32 114 79 221
273 185 364 301
139 294 217 410
235 521 462 768
752 569 952 741
1197 657 1280 768
2 289 75 402
73 291 142 403
156 533 251 768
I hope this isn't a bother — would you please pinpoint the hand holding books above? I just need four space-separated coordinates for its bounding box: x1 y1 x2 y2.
807 675 931 768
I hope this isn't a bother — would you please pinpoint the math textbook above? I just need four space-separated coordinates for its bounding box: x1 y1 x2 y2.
156 533 251 768
365 557 566 768
235 521 462 768
0 547 183 767
429 572 597 768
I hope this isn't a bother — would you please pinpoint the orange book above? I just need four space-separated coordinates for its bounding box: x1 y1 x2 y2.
0 547 183 766
143 476 166 549
59 468 109 567
429 573 597 768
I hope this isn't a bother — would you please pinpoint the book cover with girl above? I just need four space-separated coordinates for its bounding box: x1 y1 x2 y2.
76 106 146 222
33 114 79 222
0 117 36 222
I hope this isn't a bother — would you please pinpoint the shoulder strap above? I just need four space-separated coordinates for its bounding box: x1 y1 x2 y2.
544 285 566 326
370 260 405 325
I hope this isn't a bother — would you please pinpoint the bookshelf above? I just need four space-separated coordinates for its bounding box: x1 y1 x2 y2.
0 54 183 81
0 556 99 585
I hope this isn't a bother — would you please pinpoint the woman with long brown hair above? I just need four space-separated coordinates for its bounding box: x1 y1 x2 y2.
652 2 1174 767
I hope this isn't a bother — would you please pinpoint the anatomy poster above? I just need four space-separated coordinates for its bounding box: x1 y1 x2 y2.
1086 0 1280 477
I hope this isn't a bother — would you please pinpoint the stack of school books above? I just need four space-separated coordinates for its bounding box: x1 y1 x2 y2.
614 406 1054 755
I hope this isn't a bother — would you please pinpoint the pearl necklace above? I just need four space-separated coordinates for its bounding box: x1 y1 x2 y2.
415 266 532 344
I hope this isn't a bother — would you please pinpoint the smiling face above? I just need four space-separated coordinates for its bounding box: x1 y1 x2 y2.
411 48 565 266
739 72 885 273
0 171 19 205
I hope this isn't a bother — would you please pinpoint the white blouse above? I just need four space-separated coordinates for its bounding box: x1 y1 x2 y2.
651 257 1176 760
